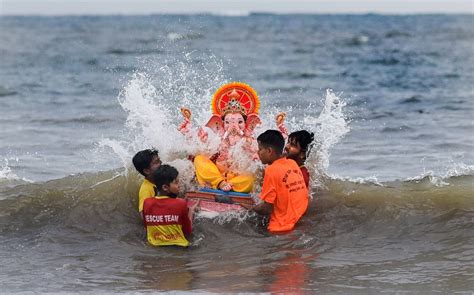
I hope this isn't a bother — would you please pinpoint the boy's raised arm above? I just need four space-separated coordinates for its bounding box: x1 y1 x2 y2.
188 199 200 221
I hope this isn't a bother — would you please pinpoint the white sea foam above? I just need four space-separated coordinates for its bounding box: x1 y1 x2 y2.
99 51 227 183
167 32 184 41
295 90 350 192
407 162 474 187
197 209 252 223
329 174 383 186
407 170 450 187
328 162 474 187
310 90 350 171
254 89 350 192
0 158 21 181
444 162 474 178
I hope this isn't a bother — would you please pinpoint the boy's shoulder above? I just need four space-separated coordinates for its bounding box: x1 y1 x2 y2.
264 158 297 177
268 157 298 169
168 197 187 205
140 178 155 189
144 196 187 209
154 196 187 206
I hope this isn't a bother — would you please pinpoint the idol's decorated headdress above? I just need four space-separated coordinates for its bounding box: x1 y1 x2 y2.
211 82 260 117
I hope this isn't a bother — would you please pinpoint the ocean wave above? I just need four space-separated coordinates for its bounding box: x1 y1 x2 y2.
106 48 165 55
0 170 136 236
166 32 204 41
399 95 422 104
0 159 20 181
346 35 370 46
406 163 474 185
381 125 414 132
0 169 472 239
294 47 314 54
330 163 474 186
384 30 411 38
265 85 302 93
29 116 115 124
0 85 18 97
369 111 395 119
0 169 471 293
0 159 33 197
442 73 460 78
368 57 400 66
107 65 138 73
437 104 465 111
263 71 318 80
327 174 383 186
211 11 251 17
318 175 474 215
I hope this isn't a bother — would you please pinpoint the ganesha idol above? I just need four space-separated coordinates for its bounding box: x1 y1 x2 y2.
178 82 287 193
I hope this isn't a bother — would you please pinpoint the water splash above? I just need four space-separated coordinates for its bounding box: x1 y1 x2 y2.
270 90 350 190
102 50 350 199
445 162 474 178
407 162 474 187
0 158 23 183
247 89 350 192
99 51 227 187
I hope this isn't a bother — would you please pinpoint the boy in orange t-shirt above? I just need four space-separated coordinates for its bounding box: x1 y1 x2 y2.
249 130 309 232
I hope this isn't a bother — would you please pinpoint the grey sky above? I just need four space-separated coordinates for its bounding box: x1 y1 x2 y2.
1 0 473 15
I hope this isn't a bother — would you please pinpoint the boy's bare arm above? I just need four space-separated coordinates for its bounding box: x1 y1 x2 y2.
188 200 200 221
246 201 273 216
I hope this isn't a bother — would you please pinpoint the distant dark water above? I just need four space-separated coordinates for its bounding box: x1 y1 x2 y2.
0 13 472 182
0 14 473 293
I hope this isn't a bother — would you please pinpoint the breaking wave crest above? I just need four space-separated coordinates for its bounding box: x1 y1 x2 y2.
0 170 471 244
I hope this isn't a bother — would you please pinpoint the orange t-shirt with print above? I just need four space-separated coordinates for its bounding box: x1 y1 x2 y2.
260 157 309 232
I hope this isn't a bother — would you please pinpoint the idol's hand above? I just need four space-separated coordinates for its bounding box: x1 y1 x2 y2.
275 112 288 138
278 124 288 137
180 107 192 120
178 118 191 134
275 112 286 126
197 127 208 143
178 107 192 134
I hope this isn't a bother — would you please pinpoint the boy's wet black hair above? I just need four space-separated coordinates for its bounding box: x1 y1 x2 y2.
289 130 315 155
257 130 285 154
132 149 159 176
152 165 178 192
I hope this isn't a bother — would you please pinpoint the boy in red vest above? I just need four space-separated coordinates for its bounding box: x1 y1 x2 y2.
142 165 199 247
251 130 309 232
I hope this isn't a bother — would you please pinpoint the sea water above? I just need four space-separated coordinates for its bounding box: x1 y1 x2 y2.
0 14 473 293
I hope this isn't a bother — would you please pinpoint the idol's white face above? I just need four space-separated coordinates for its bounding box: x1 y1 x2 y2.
223 113 245 134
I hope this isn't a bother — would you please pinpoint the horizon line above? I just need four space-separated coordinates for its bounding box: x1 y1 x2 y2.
2 11 473 17
2 0 473 16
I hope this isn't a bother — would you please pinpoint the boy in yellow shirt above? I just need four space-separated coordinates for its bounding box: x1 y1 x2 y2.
132 149 162 214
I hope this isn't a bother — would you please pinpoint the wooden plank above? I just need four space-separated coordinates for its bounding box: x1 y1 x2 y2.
185 191 254 205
